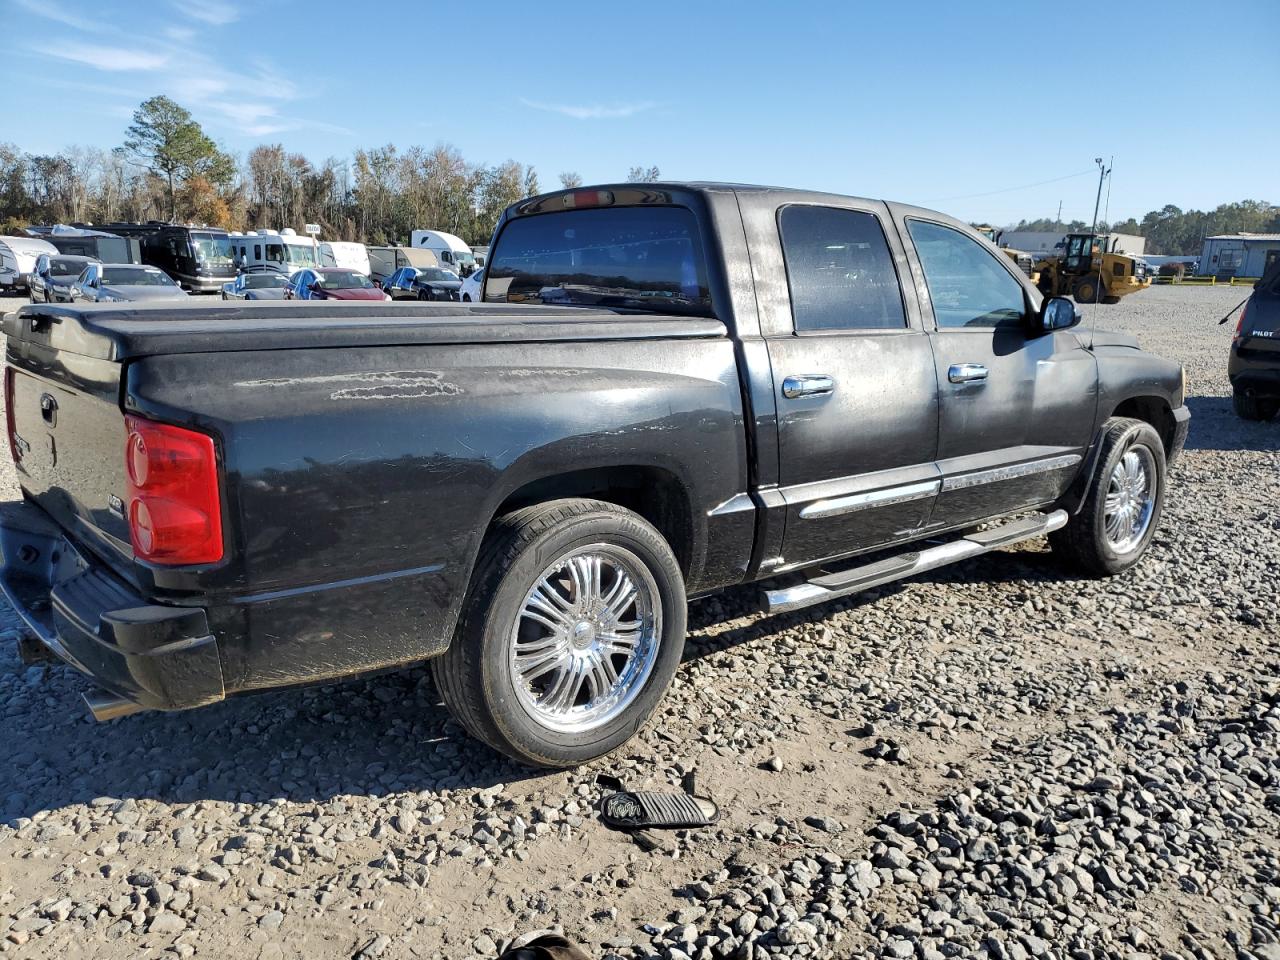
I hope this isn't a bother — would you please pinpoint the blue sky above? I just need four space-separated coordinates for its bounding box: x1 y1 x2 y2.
3 0 1277 225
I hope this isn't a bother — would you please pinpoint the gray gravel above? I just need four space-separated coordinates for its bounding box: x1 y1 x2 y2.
0 285 1276 960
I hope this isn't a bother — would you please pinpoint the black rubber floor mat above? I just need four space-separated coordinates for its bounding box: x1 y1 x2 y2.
599 790 719 830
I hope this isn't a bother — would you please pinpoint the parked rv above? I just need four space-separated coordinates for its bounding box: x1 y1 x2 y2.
318 241 372 276
366 244 439 284
34 226 141 265
0 236 58 292
410 230 478 276
96 222 237 293
228 229 320 276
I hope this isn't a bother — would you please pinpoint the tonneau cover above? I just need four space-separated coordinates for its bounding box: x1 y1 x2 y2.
4 302 727 360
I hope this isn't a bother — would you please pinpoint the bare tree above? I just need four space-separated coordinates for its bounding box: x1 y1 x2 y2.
626 165 661 183
558 171 583 189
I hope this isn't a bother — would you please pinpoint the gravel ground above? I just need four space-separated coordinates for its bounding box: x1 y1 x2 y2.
0 285 1276 960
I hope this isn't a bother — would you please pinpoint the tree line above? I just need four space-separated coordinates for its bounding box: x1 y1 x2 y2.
1004 198 1279 256
2 95 1273 254
0 96 662 247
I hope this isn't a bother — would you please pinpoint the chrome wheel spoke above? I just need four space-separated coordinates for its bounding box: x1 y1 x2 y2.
585 654 619 701
516 646 569 682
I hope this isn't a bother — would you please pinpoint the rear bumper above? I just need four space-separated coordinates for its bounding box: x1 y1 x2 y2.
0 500 225 713
1229 349 1280 398
177 273 233 294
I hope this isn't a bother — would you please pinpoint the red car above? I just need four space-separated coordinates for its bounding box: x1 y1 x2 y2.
284 268 390 301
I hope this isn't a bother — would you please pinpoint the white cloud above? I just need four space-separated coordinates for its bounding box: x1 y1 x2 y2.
164 25 197 42
12 0 85 29
171 0 239 25
34 42 169 71
520 98 656 120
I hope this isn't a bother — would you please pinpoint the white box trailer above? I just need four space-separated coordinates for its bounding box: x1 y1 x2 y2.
0 236 58 291
318 241 371 276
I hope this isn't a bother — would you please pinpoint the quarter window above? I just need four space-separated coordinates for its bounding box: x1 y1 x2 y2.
778 205 905 331
907 220 1026 329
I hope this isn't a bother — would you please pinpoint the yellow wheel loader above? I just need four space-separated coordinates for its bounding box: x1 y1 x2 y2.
1034 233 1151 304
974 225 1037 280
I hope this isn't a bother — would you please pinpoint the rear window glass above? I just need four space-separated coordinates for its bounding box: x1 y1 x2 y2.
485 206 712 317
245 273 287 288
50 259 86 276
102 267 173 286
779 205 905 331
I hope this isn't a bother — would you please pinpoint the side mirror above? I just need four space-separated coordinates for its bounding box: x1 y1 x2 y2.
1038 296 1080 333
372 279 382 289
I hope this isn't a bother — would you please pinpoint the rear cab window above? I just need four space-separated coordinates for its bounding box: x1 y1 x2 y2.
485 205 713 317
778 205 906 332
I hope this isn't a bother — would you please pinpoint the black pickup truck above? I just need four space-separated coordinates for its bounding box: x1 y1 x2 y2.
1 183 1189 767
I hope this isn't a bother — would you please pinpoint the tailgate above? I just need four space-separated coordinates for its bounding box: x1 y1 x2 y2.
6 323 133 573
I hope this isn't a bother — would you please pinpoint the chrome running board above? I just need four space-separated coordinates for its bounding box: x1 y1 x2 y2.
763 510 1068 615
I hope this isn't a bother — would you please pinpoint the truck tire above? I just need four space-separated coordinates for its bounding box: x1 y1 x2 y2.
1233 389 1279 422
1050 417 1166 577
1072 275 1103 304
433 498 687 767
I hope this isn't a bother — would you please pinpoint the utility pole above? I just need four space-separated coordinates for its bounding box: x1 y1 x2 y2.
1091 157 1111 235
1056 199 1063 226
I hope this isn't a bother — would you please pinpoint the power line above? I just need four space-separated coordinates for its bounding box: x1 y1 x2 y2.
927 169 1097 204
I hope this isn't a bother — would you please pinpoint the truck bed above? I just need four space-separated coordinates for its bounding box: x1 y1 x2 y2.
3 302 726 360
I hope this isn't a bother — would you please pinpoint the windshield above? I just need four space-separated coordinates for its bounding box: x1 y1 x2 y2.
317 270 373 289
454 250 476 266
51 259 86 276
416 267 459 282
192 232 234 265
245 273 288 288
486 205 712 316
103 267 175 287
285 242 318 266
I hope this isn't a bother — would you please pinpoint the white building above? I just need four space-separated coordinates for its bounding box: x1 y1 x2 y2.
998 231 1146 258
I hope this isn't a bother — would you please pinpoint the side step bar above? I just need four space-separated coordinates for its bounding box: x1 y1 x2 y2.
763 509 1068 616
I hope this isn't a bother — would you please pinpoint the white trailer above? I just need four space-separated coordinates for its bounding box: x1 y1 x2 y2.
0 236 58 291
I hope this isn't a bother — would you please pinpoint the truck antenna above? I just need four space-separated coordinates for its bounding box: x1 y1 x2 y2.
1087 157 1112 350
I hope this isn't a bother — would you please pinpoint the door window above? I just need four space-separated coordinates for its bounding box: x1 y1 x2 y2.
778 205 906 331
907 221 1026 329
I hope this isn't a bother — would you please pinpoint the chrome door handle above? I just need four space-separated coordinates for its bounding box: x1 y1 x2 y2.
948 363 989 384
782 374 834 399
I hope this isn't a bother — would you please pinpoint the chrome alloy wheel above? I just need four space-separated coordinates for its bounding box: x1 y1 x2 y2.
1103 445 1156 553
508 544 661 733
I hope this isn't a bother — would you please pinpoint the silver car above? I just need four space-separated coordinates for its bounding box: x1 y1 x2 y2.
221 271 289 300
70 263 190 303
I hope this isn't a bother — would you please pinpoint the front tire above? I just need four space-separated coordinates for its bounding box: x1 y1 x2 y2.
1073 275 1103 304
1050 417 1166 576
1233 389 1279 422
433 498 686 767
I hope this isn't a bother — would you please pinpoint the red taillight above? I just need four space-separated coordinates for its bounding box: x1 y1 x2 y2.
1234 301 1248 340
124 415 223 565
4 368 19 465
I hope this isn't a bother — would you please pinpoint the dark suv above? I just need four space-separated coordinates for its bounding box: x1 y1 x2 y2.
1230 264 1280 421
